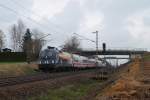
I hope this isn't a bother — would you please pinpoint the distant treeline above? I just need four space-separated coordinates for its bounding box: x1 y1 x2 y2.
0 52 26 62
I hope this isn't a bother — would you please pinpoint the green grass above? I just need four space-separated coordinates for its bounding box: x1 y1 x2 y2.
143 55 150 60
29 79 101 100
22 65 37 75
142 52 150 61
0 63 37 77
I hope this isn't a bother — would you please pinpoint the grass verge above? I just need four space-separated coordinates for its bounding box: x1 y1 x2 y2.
0 63 37 78
29 79 101 100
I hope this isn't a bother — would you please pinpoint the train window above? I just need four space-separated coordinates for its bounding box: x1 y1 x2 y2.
83 60 88 62
74 59 79 62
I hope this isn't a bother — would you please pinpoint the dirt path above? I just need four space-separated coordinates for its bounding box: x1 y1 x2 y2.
96 55 150 100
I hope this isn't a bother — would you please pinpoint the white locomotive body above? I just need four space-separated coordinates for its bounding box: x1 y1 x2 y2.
38 46 103 71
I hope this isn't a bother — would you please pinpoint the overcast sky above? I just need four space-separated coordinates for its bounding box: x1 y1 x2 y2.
0 0 150 50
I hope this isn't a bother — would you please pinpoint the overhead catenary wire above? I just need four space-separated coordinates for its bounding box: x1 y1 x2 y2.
73 33 95 43
7 0 101 42
0 3 66 35
8 0 98 40
8 0 70 35
0 3 47 31
0 1 97 48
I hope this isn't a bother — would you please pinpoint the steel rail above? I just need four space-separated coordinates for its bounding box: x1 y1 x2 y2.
0 69 96 87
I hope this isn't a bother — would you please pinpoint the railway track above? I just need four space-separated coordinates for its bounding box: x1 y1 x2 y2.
0 69 97 87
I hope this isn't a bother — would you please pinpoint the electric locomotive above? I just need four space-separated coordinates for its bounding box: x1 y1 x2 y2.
38 46 103 71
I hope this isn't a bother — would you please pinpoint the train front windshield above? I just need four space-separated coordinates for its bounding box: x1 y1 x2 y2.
39 47 59 64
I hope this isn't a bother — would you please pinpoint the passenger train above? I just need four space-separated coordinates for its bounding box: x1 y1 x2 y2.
38 46 104 71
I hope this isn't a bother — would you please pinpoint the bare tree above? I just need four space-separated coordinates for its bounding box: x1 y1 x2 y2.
22 29 45 61
17 20 26 51
10 20 26 52
0 30 5 49
10 24 17 51
32 29 45 56
62 36 81 52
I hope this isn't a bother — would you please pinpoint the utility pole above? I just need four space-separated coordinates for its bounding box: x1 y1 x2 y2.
93 31 99 54
93 31 99 66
